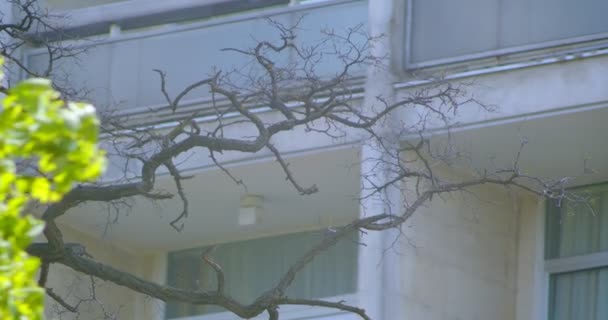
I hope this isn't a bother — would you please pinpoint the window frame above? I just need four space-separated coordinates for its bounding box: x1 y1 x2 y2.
164 230 360 320
543 182 608 319
403 0 608 70
545 251 608 274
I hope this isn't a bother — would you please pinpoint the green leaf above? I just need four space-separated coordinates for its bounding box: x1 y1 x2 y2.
0 59 105 320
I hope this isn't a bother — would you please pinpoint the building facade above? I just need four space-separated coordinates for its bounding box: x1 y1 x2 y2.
6 0 608 319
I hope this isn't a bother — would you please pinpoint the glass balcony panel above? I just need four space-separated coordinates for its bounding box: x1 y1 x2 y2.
409 0 608 65
27 44 113 108
24 1 367 115
134 16 291 110
295 0 368 77
410 0 500 63
501 0 608 48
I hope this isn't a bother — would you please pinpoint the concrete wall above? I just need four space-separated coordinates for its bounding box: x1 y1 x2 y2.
41 224 146 319
396 175 537 320
42 166 548 320
395 53 608 134
514 195 546 320
23 0 606 318
36 221 184 319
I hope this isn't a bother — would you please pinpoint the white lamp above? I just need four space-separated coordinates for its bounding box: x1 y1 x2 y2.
238 194 263 226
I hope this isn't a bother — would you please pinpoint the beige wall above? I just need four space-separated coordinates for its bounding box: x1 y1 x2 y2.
397 180 540 320
41 223 164 320
39 181 548 320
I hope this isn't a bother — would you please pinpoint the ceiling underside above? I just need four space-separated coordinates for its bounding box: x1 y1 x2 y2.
60 146 363 252
428 105 608 188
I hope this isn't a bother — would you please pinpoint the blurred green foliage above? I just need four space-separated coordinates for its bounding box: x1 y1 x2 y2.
0 58 105 319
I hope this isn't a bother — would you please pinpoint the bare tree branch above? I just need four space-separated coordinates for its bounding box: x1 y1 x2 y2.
4 9 576 319
201 247 225 295
46 288 78 313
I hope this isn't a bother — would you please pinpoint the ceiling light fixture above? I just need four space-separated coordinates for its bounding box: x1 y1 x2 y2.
238 194 264 226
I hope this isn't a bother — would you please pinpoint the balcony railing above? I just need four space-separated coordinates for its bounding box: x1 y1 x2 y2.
405 0 608 68
38 0 291 38
24 0 367 123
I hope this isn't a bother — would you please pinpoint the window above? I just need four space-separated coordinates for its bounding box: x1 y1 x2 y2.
545 183 608 320
407 0 608 67
165 230 358 319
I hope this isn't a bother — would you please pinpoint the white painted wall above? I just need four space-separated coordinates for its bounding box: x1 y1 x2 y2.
41 223 143 319
390 170 559 320
396 171 531 320
396 54 608 134
40 223 201 320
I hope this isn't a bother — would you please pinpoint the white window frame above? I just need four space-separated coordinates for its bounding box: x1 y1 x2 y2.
403 0 608 69
164 229 361 320
545 251 608 274
530 200 549 320
542 185 608 319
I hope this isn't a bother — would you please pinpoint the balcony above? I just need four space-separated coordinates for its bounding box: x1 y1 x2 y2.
406 0 608 68
24 0 368 125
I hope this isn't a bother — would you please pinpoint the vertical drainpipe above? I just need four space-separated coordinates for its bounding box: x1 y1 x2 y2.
358 0 401 320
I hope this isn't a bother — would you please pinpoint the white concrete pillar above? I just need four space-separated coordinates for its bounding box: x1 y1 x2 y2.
514 194 548 320
357 144 387 320
145 253 168 320
381 172 404 320
357 1 403 319
357 143 404 320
